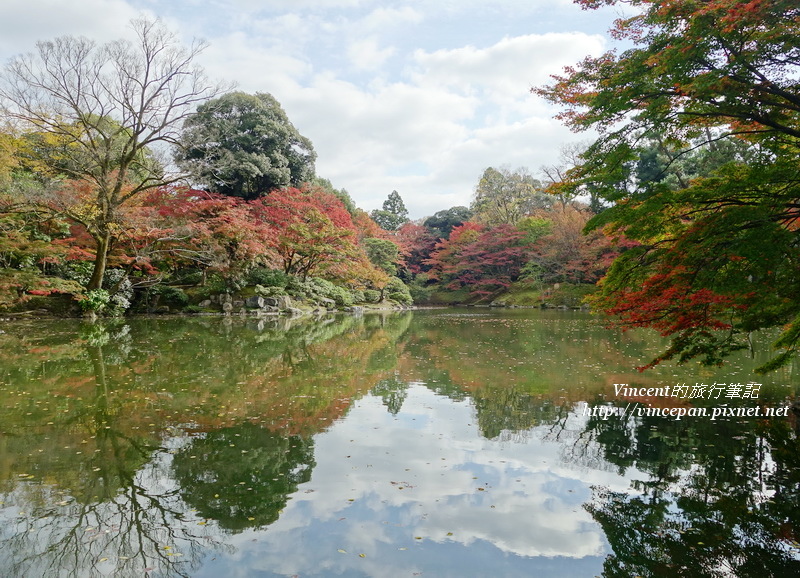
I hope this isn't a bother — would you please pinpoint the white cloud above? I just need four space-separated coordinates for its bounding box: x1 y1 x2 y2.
0 0 150 57
273 31 607 216
0 0 611 218
282 73 476 208
413 33 595 85
224 0 370 10
358 5 423 30
411 32 606 115
213 386 639 576
199 31 313 93
347 36 395 71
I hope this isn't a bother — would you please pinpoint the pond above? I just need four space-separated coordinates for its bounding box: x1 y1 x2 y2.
0 308 798 577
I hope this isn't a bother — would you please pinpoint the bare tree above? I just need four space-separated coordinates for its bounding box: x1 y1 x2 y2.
540 141 608 214
0 18 228 290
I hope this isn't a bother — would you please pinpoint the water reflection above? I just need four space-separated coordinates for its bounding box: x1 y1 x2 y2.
173 424 315 531
583 407 800 577
0 309 797 576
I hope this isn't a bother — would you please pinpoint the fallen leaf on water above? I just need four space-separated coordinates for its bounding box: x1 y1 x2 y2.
337 549 347 554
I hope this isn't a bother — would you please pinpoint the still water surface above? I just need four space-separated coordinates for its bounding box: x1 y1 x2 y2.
0 309 798 577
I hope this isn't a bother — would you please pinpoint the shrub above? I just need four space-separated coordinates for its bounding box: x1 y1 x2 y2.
62 261 94 287
350 288 365 304
407 273 433 304
101 269 134 315
255 285 288 298
171 269 204 286
285 276 310 297
408 281 433 304
247 268 289 288
80 289 110 312
386 276 413 305
193 274 229 300
157 285 190 307
310 278 353 307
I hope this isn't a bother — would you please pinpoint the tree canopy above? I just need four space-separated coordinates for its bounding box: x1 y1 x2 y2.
371 190 409 231
423 206 472 239
536 0 800 372
175 91 316 200
0 17 223 290
471 166 551 226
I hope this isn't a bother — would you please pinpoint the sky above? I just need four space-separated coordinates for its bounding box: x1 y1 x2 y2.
0 0 624 219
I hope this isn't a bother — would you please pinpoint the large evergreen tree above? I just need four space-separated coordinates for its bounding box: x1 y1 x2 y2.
371 190 409 231
175 91 316 200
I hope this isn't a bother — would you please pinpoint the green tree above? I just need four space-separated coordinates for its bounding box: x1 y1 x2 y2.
175 91 316 200
581 400 800 576
371 190 409 231
633 132 755 194
172 424 315 532
0 128 21 190
536 0 800 372
313 176 356 214
0 18 223 291
471 166 551 226
363 237 400 275
423 205 472 239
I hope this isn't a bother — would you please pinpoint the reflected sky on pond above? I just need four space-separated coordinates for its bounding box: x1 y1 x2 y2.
1 310 798 577
194 384 639 578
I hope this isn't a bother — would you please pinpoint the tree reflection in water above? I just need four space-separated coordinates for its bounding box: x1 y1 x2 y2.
172 423 315 532
579 401 800 577
0 323 228 578
0 313 404 576
0 310 798 576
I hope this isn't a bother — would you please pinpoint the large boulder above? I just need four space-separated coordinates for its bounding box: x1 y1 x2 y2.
264 295 293 310
245 295 265 309
317 297 336 309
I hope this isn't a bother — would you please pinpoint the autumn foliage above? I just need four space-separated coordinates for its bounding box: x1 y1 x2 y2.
422 206 620 299
0 180 399 308
537 0 800 371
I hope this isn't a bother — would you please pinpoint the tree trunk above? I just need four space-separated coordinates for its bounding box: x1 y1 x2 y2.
86 234 111 291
